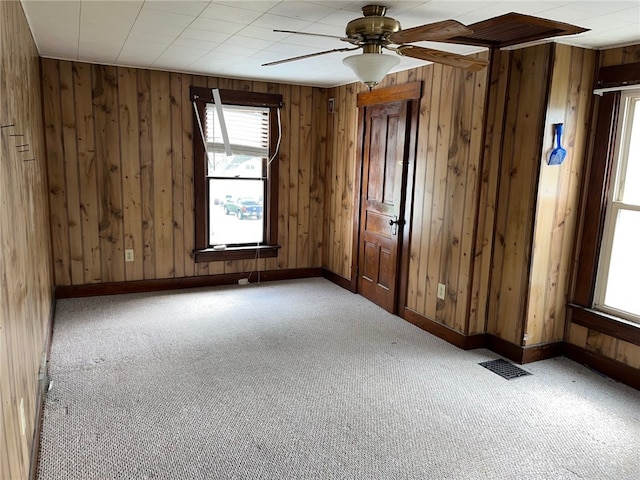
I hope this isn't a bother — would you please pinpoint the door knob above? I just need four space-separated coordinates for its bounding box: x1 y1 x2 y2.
389 216 404 235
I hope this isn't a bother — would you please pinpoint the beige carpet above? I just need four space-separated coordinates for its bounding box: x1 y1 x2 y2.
37 278 640 479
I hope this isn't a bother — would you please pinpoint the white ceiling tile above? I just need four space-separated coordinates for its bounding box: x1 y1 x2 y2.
264 42 322 56
250 13 313 31
126 30 178 46
118 41 168 57
132 21 186 37
136 7 196 28
223 35 274 50
23 0 81 23
190 16 245 34
278 33 344 49
80 1 142 26
172 37 220 51
236 25 293 42
606 5 640 22
211 1 281 13
145 0 210 17
565 1 639 15
159 45 210 61
299 23 345 37
80 22 130 38
532 5 601 24
199 4 264 23
117 56 160 67
314 9 363 27
212 43 259 57
180 27 232 43
196 51 244 67
267 1 338 21
580 15 637 31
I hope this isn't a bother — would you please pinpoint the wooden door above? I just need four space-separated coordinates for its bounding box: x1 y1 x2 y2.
358 100 411 312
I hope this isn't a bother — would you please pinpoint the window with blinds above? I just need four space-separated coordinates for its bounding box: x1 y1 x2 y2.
206 104 269 173
206 103 269 246
190 85 282 262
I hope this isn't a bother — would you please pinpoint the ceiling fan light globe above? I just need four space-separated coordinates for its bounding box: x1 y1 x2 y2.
343 53 400 88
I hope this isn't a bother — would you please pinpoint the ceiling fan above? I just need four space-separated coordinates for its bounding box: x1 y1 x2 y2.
262 4 489 88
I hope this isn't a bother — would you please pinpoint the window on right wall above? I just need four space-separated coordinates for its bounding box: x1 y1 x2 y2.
594 89 640 324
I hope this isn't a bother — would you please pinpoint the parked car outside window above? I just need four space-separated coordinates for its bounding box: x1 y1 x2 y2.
224 198 263 220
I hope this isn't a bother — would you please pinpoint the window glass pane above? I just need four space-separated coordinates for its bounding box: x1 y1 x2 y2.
209 178 264 246
602 209 640 318
206 104 268 178
621 99 640 205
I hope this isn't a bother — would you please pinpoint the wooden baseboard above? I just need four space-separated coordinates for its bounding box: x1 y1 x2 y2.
55 268 322 299
523 341 564 363
321 268 355 292
485 335 563 364
564 343 640 390
30 293 56 479
403 308 486 350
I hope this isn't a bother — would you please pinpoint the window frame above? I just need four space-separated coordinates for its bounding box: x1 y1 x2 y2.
190 86 283 262
569 61 640 345
593 90 640 323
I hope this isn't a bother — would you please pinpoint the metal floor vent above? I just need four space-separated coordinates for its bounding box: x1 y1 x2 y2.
479 359 531 380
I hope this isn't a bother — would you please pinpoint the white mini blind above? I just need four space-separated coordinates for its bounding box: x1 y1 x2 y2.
206 104 269 158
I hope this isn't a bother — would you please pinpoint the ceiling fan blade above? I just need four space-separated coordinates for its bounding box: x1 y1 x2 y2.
273 29 354 43
389 20 473 44
262 47 359 67
397 46 488 72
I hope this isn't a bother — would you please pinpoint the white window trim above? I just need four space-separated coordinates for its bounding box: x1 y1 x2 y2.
593 89 640 323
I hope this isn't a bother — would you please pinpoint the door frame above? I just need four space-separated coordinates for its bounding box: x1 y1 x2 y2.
350 81 422 313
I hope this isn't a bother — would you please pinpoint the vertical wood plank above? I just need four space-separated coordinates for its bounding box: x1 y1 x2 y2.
194 75 215 276
469 50 509 334
459 55 488 333
118 67 144 281
182 74 196 277
171 73 185 278
150 71 174 278
288 85 300 269
406 64 433 311
342 83 358 277
417 64 441 316
428 64 451 322
137 69 155 280
42 60 71 285
93 65 125 282
277 84 291 270
73 62 102 283
59 61 84 285
297 86 312 267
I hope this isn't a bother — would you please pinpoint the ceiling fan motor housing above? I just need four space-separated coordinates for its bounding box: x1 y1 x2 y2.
346 4 401 51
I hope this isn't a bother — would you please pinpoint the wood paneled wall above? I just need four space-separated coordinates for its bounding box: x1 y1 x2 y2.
323 56 489 334
525 44 595 346
567 43 640 371
480 44 595 346
0 1 53 478
41 60 328 286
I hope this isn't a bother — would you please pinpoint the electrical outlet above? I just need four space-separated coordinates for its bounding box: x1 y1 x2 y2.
437 283 446 300
125 249 134 262
238 278 249 285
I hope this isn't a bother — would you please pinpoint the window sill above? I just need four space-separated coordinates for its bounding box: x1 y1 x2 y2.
568 304 640 347
194 245 280 263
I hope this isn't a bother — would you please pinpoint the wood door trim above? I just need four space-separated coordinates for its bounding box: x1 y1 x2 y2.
357 81 422 107
351 81 422 311
396 96 419 314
